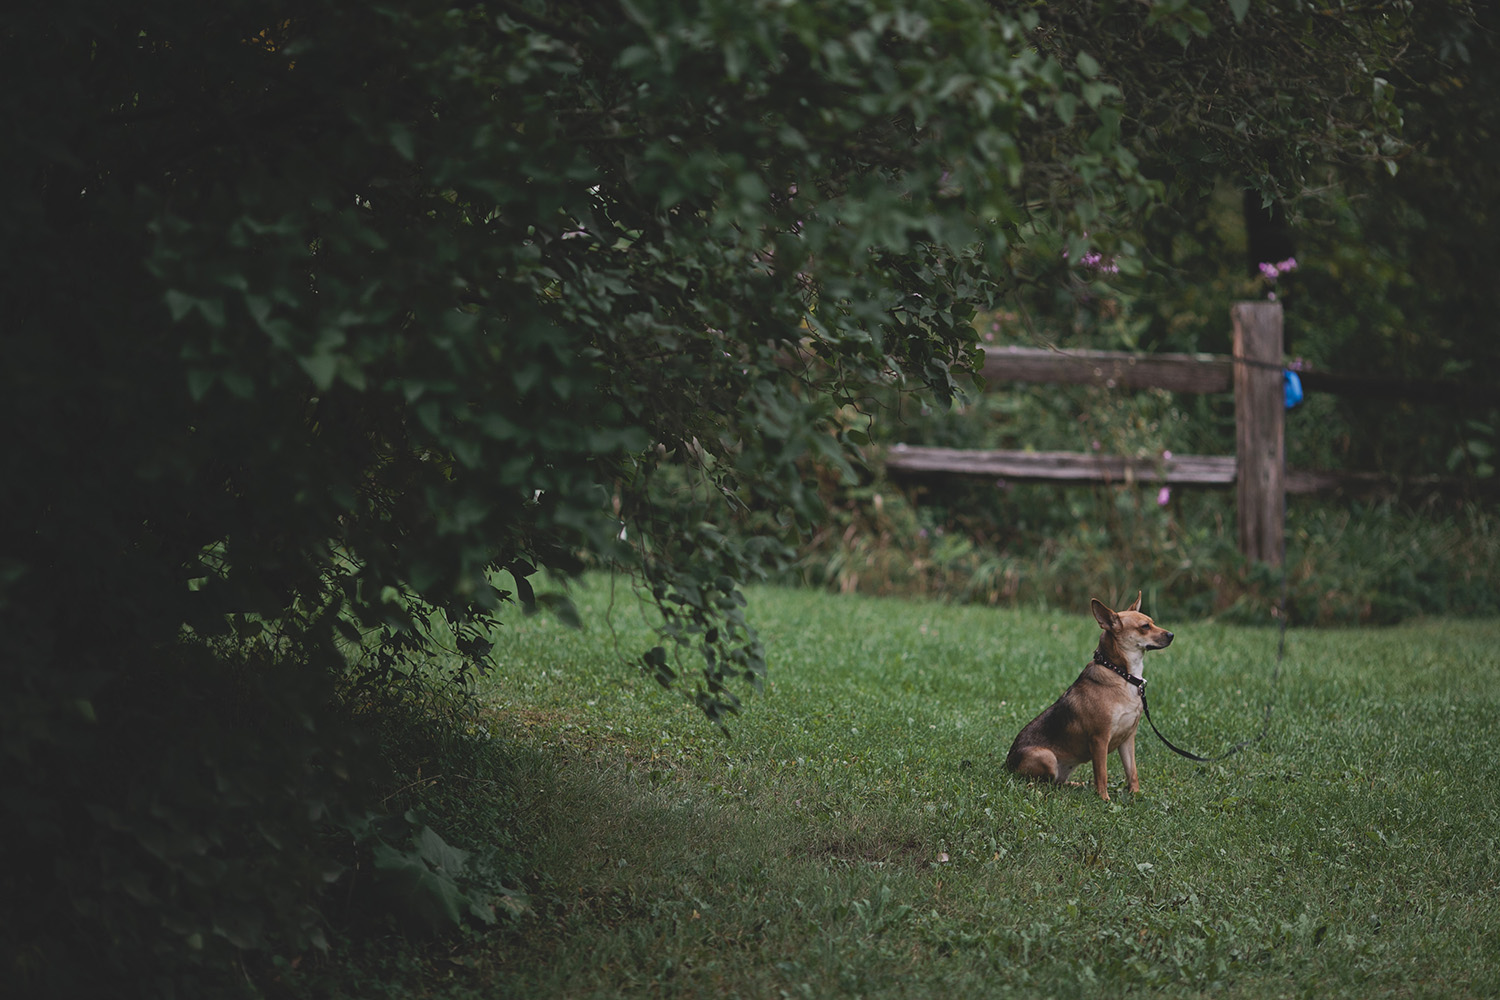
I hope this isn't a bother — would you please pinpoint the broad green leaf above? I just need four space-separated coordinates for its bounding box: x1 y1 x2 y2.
298 352 338 390
165 290 195 321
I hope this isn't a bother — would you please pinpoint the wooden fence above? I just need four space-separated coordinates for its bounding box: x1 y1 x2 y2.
884 301 1472 567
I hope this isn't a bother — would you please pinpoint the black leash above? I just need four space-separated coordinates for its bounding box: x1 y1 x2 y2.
1134 455 1292 763
1102 604 1285 763
1139 659 1277 762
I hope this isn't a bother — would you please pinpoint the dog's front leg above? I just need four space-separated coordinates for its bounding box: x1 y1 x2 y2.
1119 732 1139 794
1090 735 1112 800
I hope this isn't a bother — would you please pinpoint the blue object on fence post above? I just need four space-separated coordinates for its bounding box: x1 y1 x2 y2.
1282 369 1303 409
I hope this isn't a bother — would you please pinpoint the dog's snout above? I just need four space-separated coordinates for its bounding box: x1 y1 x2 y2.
1161 631 1174 644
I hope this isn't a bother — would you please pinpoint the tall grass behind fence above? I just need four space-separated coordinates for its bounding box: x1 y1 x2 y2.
785 372 1500 624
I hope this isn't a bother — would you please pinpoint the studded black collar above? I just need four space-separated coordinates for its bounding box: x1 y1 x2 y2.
1092 646 1145 693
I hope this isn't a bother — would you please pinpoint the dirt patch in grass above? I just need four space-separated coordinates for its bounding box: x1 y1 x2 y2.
809 817 931 867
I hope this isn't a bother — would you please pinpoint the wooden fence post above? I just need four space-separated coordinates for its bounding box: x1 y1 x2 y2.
1232 301 1285 566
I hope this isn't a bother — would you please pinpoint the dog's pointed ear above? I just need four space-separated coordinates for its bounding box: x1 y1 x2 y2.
1126 591 1142 612
1091 598 1115 629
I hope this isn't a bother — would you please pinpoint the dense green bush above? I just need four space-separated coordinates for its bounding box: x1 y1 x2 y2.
0 0 1138 991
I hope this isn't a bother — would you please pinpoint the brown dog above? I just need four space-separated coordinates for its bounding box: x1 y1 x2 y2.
1006 593 1174 800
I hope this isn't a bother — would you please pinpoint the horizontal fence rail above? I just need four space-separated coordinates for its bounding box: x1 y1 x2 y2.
885 447 1235 485
883 445 1454 495
979 345 1486 403
979 346 1233 394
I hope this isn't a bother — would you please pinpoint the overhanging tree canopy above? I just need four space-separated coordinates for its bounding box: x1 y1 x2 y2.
6 0 1162 718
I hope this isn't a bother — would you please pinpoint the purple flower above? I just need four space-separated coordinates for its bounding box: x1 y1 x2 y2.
1259 257 1300 283
1080 250 1120 275
1064 235 1120 275
1156 486 1171 506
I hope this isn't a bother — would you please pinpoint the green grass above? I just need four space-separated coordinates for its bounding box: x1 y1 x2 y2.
299 577 1500 999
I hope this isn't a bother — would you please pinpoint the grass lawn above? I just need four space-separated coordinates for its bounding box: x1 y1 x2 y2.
329 577 1500 999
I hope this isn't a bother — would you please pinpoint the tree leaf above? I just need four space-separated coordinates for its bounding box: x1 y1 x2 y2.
298 352 338 390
